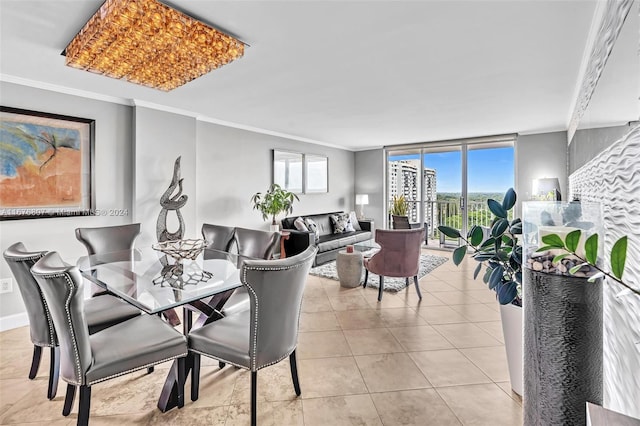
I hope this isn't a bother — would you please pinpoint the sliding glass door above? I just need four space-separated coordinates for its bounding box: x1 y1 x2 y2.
422 147 462 246
386 137 514 248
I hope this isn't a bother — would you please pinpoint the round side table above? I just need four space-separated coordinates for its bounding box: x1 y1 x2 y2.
336 250 363 288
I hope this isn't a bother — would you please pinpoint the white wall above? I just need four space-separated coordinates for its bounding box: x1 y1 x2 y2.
0 82 134 320
514 131 568 214
195 121 355 231
354 149 385 230
133 107 197 246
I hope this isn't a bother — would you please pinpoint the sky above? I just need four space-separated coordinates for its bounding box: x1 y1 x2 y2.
390 146 514 193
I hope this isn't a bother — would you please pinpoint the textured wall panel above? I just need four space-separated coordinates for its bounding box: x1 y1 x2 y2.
569 124 640 419
566 0 634 141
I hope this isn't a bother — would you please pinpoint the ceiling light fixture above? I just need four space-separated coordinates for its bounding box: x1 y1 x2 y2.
63 0 246 91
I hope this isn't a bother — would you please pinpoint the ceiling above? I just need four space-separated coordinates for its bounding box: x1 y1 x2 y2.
0 1 636 150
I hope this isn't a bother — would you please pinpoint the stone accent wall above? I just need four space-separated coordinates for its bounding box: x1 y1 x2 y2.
569 124 640 419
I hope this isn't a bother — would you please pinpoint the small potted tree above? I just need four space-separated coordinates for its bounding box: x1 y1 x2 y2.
251 184 299 231
390 195 409 229
439 188 523 396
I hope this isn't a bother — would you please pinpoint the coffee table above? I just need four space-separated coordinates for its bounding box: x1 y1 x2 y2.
353 239 380 253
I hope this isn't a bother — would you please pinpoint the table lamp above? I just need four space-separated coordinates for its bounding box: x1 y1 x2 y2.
355 194 369 219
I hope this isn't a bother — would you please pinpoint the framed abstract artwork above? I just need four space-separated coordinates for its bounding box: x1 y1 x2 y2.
0 107 95 220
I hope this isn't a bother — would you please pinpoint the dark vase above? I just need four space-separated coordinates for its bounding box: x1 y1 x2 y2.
524 268 603 426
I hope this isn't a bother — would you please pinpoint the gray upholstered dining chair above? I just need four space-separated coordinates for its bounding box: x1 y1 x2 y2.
363 228 425 301
220 227 281 317
234 227 280 259
31 251 188 426
188 246 317 426
75 224 141 295
3 242 142 401
201 223 236 254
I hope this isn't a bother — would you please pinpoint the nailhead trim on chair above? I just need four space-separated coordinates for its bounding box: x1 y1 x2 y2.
32 271 84 385
87 352 188 386
189 349 247 370
241 251 314 372
6 253 57 347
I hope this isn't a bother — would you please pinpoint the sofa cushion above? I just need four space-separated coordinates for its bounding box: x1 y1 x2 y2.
307 214 334 236
330 213 351 234
349 211 362 231
304 218 320 239
293 217 308 231
316 231 372 253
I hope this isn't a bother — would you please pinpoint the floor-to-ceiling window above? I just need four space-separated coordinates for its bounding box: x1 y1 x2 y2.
386 135 515 247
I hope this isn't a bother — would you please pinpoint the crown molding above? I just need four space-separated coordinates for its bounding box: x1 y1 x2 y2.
195 115 350 151
0 73 132 106
0 74 350 151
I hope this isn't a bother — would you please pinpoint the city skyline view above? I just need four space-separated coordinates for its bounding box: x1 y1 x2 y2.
389 146 514 193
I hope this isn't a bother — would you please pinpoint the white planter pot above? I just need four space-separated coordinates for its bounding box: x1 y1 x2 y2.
269 224 280 233
500 303 523 396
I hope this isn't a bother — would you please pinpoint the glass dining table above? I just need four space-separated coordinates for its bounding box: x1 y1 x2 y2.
77 246 252 412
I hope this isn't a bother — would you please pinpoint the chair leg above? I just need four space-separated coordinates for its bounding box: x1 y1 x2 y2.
191 353 201 401
413 276 422 299
251 371 258 426
378 276 384 301
289 350 301 396
77 385 91 426
62 384 76 416
147 366 154 374
405 277 409 287
29 345 42 379
363 269 369 288
219 361 226 369
48 347 60 400
177 357 186 408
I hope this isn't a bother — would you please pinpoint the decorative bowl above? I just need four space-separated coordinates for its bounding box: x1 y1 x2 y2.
152 239 207 261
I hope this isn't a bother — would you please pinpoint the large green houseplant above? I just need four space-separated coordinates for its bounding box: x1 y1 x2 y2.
251 183 299 227
438 187 523 305
439 188 523 396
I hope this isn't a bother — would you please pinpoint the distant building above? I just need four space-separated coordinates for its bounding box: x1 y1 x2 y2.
388 161 437 232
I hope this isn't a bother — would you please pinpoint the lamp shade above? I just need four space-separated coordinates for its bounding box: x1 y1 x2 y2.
355 194 369 205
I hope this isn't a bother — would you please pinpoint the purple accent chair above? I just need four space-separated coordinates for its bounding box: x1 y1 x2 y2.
363 228 425 301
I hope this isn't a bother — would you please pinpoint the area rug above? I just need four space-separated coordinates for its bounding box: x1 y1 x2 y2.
309 252 449 292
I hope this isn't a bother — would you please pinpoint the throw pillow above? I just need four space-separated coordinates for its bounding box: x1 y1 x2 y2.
304 218 320 239
293 216 308 231
348 211 362 231
330 213 351 234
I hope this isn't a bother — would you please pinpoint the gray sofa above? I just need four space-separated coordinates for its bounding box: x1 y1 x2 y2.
281 212 373 266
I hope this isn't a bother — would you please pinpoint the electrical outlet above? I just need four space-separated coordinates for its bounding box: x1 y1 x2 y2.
0 278 13 294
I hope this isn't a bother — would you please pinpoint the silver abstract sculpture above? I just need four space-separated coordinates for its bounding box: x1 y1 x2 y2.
156 156 188 242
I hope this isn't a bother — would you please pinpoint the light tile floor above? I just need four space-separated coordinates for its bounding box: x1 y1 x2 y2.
0 249 523 425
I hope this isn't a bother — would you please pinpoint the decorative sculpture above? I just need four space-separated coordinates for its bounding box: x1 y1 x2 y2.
156 156 188 242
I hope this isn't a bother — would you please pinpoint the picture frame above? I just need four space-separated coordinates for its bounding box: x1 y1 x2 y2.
305 153 328 193
273 149 303 193
0 106 95 220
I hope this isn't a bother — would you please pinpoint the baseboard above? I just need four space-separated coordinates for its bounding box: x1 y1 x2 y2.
0 312 28 331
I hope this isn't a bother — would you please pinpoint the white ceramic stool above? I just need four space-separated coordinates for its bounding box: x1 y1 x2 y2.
336 250 363 288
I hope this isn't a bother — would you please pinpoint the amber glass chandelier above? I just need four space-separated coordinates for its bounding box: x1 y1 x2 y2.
63 0 245 91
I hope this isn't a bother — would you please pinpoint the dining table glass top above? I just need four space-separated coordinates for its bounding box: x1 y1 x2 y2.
76 247 251 314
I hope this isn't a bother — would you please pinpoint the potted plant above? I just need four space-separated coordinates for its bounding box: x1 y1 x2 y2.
251 184 299 231
390 195 409 228
438 188 523 396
